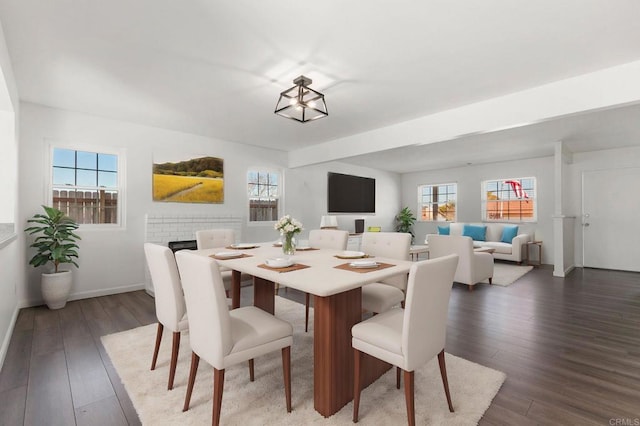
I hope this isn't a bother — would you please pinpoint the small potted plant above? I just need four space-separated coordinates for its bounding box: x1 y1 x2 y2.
395 206 417 242
25 205 81 309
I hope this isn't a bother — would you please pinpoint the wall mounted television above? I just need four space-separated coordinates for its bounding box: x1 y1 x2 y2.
327 172 376 213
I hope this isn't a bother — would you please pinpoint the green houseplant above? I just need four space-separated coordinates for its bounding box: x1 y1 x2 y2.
25 205 81 309
395 206 417 242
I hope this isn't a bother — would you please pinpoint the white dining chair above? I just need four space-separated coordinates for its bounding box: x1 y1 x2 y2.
195 228 236 249
175 250 293 425
195 228 250 300
359 232 412 313
304 229 349 331
143 243 188 390
352 254 459 425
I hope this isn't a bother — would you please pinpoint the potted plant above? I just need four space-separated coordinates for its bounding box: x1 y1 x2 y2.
25 205 81 309
395 206 417 242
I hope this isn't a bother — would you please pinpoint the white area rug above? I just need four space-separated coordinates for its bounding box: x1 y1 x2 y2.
102 297 505 425
482 262 534 286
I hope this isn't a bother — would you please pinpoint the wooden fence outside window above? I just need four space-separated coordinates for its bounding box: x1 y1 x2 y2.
53 189 118 224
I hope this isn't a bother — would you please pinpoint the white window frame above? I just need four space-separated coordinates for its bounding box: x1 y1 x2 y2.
48 142 126 229
247 168 283 226
417 182 457 222
481 177 537 223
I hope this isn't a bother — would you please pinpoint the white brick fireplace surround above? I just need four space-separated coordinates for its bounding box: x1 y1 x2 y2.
144 213 243 294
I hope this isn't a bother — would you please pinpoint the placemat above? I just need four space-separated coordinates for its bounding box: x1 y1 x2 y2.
334 254 374 259
210 253 253 260
257 263 310 273
295 247 319 251
334 262 395 273
225 245 260 250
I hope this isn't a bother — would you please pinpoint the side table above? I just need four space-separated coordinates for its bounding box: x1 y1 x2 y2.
526 241 543 267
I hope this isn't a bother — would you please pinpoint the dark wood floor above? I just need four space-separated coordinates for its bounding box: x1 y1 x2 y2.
1 265 639 425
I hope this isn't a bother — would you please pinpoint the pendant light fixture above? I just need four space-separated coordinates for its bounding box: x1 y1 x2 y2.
274 75 328 123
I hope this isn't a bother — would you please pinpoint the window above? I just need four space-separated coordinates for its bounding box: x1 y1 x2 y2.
417 183 457 222
52 147 120 225
482 177 536 222
248 170 280 222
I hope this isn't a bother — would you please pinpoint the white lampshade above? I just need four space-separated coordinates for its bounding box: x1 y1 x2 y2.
320 215 338 229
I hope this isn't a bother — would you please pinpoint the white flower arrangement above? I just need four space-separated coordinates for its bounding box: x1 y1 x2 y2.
274 215 303 235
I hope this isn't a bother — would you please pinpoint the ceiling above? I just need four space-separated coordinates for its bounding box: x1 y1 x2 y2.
1 0 640 172
342 103 640 173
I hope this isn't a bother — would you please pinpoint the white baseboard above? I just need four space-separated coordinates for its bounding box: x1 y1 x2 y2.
20 282 146 308
0 305 20 372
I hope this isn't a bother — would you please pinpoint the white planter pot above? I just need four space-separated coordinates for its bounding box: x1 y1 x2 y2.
41 270 72 309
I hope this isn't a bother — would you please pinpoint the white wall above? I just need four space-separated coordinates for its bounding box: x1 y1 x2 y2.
18 102 288 306
17 103 402 307
568 145 640 267
287 162 401 239
402 156 554 264
0 18 20 370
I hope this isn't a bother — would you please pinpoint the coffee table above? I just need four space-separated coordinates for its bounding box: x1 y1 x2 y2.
409 244 429 260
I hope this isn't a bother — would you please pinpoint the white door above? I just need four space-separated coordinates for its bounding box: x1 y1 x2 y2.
582 167 640 272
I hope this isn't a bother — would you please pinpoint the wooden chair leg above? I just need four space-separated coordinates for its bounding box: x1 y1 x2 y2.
353 349 362 422
404 370 415 426
212 368 225 426
151 323 163 370
305 293 310 332
282 347 292 412
168 331 180 390
488 277 493 285
248 359 255 382
468 284 474 292
396 366 401 389
183 352 200 412
437 350 454 412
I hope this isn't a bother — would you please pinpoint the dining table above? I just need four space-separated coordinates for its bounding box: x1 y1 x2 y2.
192 243 413 417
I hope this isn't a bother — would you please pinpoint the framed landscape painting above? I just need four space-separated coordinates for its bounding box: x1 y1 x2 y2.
152 155 224 203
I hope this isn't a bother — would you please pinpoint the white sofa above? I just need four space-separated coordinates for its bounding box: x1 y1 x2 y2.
426 222 531 263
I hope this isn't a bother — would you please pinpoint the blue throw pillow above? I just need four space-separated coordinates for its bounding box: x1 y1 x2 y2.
501 225 519 243
462 224 487 241
437 225 450 235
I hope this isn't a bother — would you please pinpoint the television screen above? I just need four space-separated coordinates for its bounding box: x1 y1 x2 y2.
327 172 375 213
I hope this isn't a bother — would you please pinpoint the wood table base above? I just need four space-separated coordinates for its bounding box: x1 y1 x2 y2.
240 273 390 417
253 276 276 314
231 270 242 309
313 288 391 417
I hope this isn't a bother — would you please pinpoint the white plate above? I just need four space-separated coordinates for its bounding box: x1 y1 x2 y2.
296 246 312 250
265 258 294 268
339 251 366 259
215 251 243 259
349 260 379 268
231 243 258 249
273 241 283 247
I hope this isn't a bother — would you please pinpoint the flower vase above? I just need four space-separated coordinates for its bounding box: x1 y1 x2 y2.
282 233 297 255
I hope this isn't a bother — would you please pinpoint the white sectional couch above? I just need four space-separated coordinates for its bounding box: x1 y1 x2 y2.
426 222 532 263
